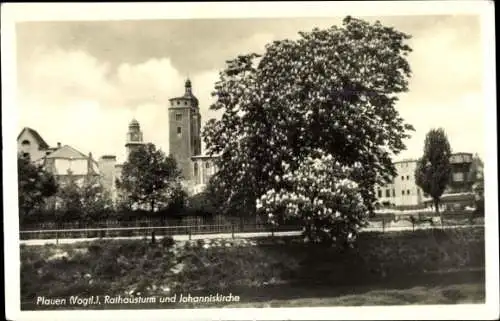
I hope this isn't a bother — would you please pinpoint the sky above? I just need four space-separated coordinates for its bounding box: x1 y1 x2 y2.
15 14 486 164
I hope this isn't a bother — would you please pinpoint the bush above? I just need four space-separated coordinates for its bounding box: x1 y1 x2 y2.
160 236 175 248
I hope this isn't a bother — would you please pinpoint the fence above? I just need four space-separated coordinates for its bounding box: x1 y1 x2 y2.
19 214 484 242
20 214 259 231
19 222 301 241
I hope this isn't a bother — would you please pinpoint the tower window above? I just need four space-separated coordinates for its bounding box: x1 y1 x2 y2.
385 189 390 197
406 175 410 180
407 189 411 195
177 127 182 135
176 114 182 121
21 140 31 146
205 162 210 169
402 190 405 196
392 189 396 197
176 101 180 105
377 189 382 198
401 176 405 181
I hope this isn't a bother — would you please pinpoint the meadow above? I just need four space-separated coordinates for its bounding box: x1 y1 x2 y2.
20 226 485 310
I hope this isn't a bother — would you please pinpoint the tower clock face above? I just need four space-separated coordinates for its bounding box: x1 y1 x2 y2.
131 133 139 141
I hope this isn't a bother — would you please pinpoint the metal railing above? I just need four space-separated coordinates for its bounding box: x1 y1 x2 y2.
19 223 301 241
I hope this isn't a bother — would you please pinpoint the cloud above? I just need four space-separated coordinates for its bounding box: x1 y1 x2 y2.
18 48 220 163
393 16 485 161
17 16 486 165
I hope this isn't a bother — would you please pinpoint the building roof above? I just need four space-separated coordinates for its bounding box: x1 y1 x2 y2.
45 144 90 160
169 78 199 106
17 127 50 149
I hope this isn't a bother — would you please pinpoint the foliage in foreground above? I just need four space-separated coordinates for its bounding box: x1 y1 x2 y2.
203 16 414 245
21 227 484 304
257 150 368 246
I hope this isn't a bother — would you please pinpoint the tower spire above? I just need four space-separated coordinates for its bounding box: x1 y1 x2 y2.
185 77 192 95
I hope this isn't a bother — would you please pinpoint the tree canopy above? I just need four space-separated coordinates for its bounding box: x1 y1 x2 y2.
203 16 414 235
55 173 113 223
415 128 452 215
17 154 58 222
116 143 183 212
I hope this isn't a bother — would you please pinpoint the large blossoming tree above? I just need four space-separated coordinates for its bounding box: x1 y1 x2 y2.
203 16 414 244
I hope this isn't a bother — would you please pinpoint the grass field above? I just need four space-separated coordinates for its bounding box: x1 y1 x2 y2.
20 227 485 310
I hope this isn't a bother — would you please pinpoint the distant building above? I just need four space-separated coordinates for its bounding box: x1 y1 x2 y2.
125 118 145 159
421 152 480 210
168 79 218 195
192 155 219 194
41 145 100 186
376 159 425 208
377 153 484 210
17 127 99 187
17 127 53 162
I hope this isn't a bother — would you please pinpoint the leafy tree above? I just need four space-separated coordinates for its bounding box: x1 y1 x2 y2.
54 172 82 222
17 154 58 223
80 177 114 222
116 143 183 213
415 128 452 218
55 171 113 223
203 16 414 243
257 150 368 246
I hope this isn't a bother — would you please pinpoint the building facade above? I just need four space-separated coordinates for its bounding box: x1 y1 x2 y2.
377 153 483 210
376 159 424 208
17 127 100 186
17 127 54 162
168 79 202 183
167 79 218 195
125 119 145 159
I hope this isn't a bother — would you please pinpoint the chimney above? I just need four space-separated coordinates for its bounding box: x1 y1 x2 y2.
98 155 117 194
57 142 61 148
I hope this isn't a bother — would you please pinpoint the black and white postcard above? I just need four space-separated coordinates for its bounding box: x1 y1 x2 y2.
2 2 498 320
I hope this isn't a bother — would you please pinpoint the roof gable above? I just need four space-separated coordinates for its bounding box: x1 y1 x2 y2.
45 145 89 160
17 127 50 149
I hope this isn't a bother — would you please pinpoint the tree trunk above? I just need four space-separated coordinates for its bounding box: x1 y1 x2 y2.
434 198 442 225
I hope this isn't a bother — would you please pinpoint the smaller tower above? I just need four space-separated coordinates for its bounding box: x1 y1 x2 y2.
125 118 144 160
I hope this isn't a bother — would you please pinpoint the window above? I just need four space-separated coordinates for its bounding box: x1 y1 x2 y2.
453 172 465 182
406 175 410 180
184 101 188 106
417 189 421 195
176 101 180 105
407 189 411 195
177 127 182 135
392 189 396 197
205 162 210 169
402 190 405 195
378 189 382 198
385 189 391 197
175 114 182 121
401 176 405 181
21 140 31 146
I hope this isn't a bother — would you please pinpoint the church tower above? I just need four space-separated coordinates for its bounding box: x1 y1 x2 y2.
125 118 144 160
168 79 202 181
